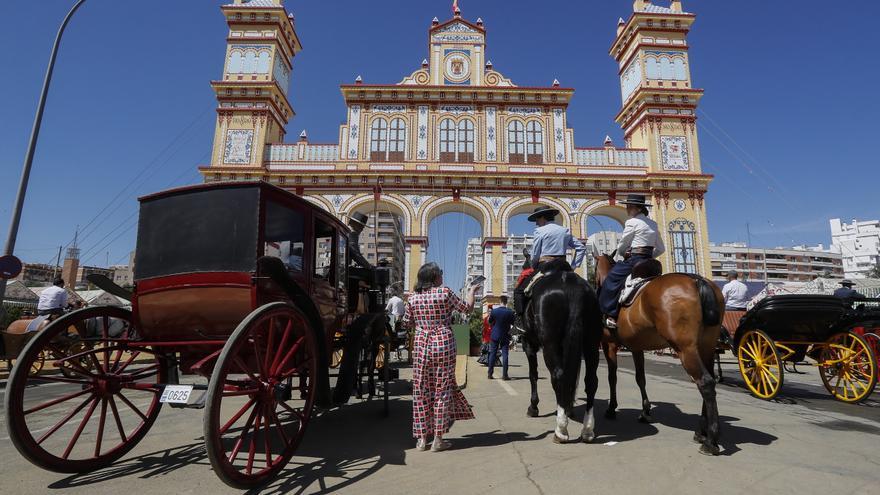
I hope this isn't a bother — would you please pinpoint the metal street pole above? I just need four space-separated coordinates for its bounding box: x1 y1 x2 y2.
0 0 87 319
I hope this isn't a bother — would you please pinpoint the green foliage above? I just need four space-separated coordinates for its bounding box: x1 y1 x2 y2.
868 263 880 279
468 306 483 346
0 305 24 331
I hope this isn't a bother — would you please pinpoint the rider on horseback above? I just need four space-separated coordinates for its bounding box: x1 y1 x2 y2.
598 194 665 329
514 206 586 316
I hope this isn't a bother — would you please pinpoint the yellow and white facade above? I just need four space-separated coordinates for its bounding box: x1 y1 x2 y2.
201 0 714 298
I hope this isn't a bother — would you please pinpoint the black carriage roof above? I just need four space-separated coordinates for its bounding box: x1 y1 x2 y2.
138 181 348 231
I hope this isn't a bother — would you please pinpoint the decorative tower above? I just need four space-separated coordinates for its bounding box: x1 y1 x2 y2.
611 0 712 275
209 0 302 170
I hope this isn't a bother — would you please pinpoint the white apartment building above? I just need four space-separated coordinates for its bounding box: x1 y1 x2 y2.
504 235 534 297
830 218 880 278
710 242 843 283
464 238 484 289
588 231 622 255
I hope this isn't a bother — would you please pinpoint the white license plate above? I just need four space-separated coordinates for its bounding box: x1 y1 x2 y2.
160 385 193 404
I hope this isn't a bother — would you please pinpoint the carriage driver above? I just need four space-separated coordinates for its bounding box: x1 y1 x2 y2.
598 194 665 329
347 212 373 269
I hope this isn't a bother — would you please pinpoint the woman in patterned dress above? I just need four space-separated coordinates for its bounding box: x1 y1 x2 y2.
403 262 479 452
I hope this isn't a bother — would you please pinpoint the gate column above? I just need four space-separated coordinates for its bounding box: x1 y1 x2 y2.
482 238 507 304
404 237 428 292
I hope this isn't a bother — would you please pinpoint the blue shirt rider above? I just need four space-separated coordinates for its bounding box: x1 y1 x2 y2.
598 194 665 329
528 206 587 269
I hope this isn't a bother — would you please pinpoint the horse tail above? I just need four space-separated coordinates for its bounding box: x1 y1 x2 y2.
695 276 722 326
561 272 587 409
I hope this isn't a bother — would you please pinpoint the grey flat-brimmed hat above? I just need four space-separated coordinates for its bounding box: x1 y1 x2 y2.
527 206 560 222
620 194 652 207
348 212 372 228
840 279 854 286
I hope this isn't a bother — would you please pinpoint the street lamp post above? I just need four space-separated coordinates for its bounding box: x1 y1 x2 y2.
0 0 87 319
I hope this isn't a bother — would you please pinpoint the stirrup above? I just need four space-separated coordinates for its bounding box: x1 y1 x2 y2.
605 316 618 329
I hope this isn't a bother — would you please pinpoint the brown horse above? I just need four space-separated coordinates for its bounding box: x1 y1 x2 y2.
595 253 725 455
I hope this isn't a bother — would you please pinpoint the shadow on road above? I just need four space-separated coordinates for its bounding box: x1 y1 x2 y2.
649 401 777 456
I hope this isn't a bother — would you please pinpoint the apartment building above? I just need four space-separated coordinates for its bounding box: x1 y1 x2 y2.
710 242 844 282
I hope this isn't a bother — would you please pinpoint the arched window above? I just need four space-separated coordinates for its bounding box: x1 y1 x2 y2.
669 219 697 274
257 51 271 73
388 118 406 161
645 56 659 79
659 57 674 80
439 119 456 162
526 121 543 164
243 51 258 73
457 120 475 162
507 121 525 164
228 51 243 74
369 118 388 161
673 58 687 81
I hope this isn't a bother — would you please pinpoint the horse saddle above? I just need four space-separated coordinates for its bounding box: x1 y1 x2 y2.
618 259 663 307
523 258 574 297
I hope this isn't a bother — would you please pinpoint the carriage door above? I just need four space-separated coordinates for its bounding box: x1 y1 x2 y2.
313 219 339 331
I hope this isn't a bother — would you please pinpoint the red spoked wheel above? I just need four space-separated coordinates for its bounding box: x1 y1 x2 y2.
4 306 166 473
204 302 319 488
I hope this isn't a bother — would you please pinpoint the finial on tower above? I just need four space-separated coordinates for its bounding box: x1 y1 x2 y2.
617 17 626 36
299 129 308 142
453 0 461 17
355 75 363 84
604 135 614 147
432 17 440 25
421 58 429 68
476 17 483 27
485 60 493 70
552 79 560 87
670 0 683 12
633 0 652 12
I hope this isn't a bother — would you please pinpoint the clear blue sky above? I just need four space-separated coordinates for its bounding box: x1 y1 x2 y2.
2 1 878 291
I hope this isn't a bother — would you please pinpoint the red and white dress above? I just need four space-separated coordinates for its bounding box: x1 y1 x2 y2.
403 286 475 438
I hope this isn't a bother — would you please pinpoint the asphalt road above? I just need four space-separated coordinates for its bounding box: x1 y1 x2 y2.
1 349 878 494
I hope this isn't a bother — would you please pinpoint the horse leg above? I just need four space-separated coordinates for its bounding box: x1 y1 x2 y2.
693 402 708 444
632 350 653 423
525 341 540 417
601 341 619 419
581 339 600 443
541 340 572 443
679 348 721 456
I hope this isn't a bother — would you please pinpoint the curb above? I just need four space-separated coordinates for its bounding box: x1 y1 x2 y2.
455 354 468 390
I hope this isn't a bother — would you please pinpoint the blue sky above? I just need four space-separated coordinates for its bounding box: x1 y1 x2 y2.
2 1 878 291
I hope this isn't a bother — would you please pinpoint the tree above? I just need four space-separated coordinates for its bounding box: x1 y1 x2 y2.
868 262 880 279
467 306 483 347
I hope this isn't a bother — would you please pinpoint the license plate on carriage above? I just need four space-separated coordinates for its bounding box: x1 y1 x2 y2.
160 385 194 404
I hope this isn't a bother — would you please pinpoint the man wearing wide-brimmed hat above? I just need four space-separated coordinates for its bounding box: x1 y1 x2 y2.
347 212 373 269
833 279 864 300
598 194 665 328
527 206 586 270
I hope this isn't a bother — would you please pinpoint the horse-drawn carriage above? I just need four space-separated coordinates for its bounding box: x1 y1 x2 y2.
4 181 393 488
718 294 878 403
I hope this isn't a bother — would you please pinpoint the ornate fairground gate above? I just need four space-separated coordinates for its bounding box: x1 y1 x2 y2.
200 0 713 302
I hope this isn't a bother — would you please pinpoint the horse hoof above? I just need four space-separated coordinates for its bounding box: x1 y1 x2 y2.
637 413 654 424
698 443 720 456
693 433 707 444
553 434 572 444
526 407 539 418
582 433 596 443
604 409 617 420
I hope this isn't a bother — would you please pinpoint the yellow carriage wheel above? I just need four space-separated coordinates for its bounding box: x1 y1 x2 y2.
737 329 783 400
818 332 878 403
28 350 47 376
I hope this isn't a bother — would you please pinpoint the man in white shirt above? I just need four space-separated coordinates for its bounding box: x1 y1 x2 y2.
598 194 666 328
37 277 69 316
721 270 749 311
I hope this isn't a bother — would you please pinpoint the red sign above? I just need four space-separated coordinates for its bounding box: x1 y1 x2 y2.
0 255 23 280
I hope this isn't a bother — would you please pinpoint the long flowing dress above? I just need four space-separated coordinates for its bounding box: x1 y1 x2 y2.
403 286 475 438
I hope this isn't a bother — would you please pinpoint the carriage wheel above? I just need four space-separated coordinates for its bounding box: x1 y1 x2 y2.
4 306 166 473
330 332 344 369
818 332 877 403
204 302 318 489
28 350 47 376
864 333 880 361
737 329 783 400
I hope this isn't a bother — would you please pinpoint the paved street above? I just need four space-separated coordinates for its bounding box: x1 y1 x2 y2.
1 349 878 495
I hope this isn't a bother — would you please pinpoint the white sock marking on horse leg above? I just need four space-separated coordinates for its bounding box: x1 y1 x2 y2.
581 407 596 442
555 406 570 441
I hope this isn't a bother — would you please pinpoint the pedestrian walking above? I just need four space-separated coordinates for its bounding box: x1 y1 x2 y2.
403 262 479 452
487 295 515 380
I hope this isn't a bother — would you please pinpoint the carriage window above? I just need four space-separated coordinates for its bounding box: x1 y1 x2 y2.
263 201 305 272
314 220 336 280
669 219 698 274
337 235 347 292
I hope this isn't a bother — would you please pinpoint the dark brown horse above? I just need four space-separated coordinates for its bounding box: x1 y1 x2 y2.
595 253 725 455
